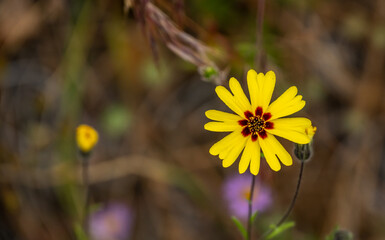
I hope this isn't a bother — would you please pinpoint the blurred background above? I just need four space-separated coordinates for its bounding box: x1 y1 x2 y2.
0 0 385 239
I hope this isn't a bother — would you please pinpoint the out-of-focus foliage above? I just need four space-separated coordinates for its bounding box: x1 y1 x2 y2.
0 0 385 240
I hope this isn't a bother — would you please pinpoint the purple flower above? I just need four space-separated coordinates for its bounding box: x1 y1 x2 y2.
89 203 132 240
223 174 272 220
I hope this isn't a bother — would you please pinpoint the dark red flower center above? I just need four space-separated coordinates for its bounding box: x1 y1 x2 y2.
247 116 265 133
238 107 274 141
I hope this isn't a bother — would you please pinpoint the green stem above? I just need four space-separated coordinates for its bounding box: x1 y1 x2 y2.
260 161 305 239
82 154 90 236
247 174 256 240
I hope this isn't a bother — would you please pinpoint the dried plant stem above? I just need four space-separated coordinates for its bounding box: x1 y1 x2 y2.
82 155 90 236
260 162 305 239
247 174 256 240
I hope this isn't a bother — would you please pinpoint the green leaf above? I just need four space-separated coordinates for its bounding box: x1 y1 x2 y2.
250 211 258 224
266 221 295 239
231 216 247 240
74 223 88 240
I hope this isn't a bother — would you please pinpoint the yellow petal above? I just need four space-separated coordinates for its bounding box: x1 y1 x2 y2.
249 139 261 175
267 86 297 113
270 117 311 131
256 73 265 109
306 125 317 140
215 86 245 117
263 133 293 166
239 138 252 174
254 71 276 112
205 110 242 122
229 77 252 111
267 128 310 144
209 131 241 156
267 110 310 144
273 98 305 120
204 122 241 132
258 135 281 171
260 71 276 111
219 132 245 159
222 137 247 168
270 86 298 106
219 148 230 160
247 69 259 109
266 86 306 120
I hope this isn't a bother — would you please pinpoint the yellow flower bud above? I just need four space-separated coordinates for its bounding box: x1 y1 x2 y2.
76 124 98 154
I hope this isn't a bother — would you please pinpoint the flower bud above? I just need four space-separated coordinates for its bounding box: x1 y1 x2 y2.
294 126 316 162
76 124 98 156
199 66 219 82
333 230 354 240
294 143 311 161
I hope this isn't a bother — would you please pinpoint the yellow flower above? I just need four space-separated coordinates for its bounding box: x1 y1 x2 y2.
305 125 317 140
204 70 312 175
76 124 99 153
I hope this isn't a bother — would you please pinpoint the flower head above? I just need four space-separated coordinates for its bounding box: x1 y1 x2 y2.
89 203 132 240
205 70 312 175
223 174 272 219
76 124 99 154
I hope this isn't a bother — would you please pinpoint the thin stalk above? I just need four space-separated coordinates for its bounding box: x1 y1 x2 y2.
255 0 266 71
260 162 305 239
247 174 256 240
82 154 90 236
276 161 304 226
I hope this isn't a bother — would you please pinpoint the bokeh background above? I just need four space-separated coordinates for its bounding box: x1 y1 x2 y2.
1 0 385 239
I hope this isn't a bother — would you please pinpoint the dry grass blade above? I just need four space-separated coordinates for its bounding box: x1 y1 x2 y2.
130 1 226 84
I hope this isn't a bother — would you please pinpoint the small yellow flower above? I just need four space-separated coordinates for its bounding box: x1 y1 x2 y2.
205 69 312 175
305 126 317 140
76 124 99 153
